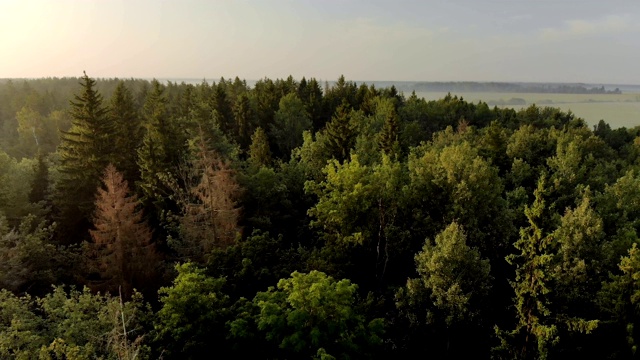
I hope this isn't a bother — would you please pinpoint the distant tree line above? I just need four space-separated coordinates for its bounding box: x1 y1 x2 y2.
390 81 623 94
0 73 639 359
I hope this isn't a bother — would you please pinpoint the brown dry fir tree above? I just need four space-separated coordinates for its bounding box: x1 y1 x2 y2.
87 164 159 297
170 137 242 263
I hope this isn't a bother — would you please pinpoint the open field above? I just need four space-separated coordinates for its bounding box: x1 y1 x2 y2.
414 91 640 129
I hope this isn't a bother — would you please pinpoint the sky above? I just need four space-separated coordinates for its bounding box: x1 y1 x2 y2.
1 0 639 84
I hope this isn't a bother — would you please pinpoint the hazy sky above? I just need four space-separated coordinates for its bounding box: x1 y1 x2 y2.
1 0 639 83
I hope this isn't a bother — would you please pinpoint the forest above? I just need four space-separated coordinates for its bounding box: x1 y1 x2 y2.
0 73 639 359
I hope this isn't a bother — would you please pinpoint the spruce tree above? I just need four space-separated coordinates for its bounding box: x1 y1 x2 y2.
87 164 158 297
248 127 272 167
233 93 254 149
496 176 557 360
54 72 114 244
211 85 234 136
137 79 185 224
324 101 356 163
109 81 142 184
377 101 400 155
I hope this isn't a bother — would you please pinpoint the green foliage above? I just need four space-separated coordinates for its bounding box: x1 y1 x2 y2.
307 154 410 286
154 263 230 359
0 215 69 294
0 150 41 224
251 270 384 359
407 140 511 260
54 72 114 244
270 93 312 158
406 222 492 326
2 75 640 359
323 101 357 163
248 127 272 167
109 81 143 184
0 286 149 360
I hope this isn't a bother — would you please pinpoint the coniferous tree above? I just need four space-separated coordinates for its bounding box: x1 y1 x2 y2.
495 176 557 360
212 85 234 136
54 72 114 244
323 101 356 163
377 101 400 155
87 164 158 297
137 80 185 227
109 81 142 184
248 127 272 168
169 138 242 263
233 93 255 149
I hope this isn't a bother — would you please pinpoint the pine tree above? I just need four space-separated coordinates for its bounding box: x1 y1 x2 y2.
54 72 114 244
87 164 158 297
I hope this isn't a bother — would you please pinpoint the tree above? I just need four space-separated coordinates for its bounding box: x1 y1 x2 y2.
495 176 558 360
109 81 143 184
248 127 271 167
250 271 384 359
270 93 312 158
87 164 158 297
599 243 640 358
211 85 234 136
376 98 400 155
323 101 356 163
233 93 255 149
154 263 230 359
397 222 492 357
407 222 492 323
54 72 114 245
0 214 62 294
0 286 149 360
137 79 185 229
307 155 410 288
168 139 242 263
15 106 45 157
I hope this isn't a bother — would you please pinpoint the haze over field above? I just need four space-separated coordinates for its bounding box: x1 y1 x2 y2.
1 0 640 84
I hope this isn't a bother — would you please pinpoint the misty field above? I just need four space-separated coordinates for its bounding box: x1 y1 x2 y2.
415 91 640 128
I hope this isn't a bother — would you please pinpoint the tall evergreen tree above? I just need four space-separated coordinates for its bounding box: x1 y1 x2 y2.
87 164 158 297
233 93 255 149
211 85 234 136
54 72 114 244
109 81 142 184
137 79 185 226
248 127 272 168
377 99 400 155
495 176 557 360
323 101 356 163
